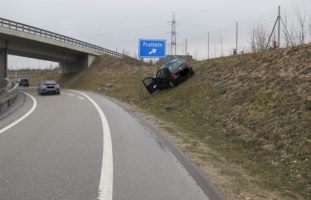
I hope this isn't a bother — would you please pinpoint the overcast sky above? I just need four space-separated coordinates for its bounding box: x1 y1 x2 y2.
1 0 308 68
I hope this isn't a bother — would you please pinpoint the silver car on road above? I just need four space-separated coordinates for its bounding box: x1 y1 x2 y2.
38 80 60 95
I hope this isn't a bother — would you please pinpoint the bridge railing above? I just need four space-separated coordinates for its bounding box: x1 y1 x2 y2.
0 17 137 62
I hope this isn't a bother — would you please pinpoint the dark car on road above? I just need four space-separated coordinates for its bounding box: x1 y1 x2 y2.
143 59 194 94
38 80 60 95
18 78 29 87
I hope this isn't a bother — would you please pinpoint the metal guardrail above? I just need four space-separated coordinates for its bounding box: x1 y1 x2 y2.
0 82 18 114
0 17 139 63
0 87 4 96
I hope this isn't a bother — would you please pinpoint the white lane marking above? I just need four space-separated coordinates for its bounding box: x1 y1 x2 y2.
67 93 74 97
0 92 37 135
70 90 113 200
77 96 85 100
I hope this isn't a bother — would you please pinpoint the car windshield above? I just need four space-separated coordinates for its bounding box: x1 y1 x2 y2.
43 80 57 85
161 59 184 73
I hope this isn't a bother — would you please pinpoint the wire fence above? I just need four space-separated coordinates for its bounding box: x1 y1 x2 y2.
182 0 311 60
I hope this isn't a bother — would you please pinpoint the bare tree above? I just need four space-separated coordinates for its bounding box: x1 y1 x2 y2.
249 25 267 52
257 25 267 51
250 30 256 52
295 9 306 45
282 15 293 48
292 24 301 46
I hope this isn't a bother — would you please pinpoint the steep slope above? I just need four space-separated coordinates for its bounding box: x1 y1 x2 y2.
30 45 311 199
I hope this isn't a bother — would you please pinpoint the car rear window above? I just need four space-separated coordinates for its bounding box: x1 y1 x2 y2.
162 59 184 73
44 80 57 84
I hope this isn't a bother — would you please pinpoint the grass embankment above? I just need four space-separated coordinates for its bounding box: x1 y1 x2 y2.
32 45 311 199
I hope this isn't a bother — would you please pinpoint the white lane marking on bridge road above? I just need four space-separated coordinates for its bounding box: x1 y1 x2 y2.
67 93 74 97
70 90 113 200
0 92 37 135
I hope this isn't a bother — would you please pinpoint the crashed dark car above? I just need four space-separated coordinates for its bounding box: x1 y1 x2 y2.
38 80 60 95
143 59 194 94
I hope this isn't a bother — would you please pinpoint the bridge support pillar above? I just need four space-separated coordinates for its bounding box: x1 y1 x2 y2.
59 63 77 74
0 45 8 90
83 55 96 69
60 54 96 74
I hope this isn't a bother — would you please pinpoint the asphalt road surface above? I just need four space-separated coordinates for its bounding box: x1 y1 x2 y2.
0 88 224 200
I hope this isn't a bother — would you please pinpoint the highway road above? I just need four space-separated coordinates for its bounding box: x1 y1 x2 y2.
0 88 224 200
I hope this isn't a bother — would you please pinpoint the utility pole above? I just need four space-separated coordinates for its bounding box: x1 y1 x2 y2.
208 32 210 59
265 6 282 50
236 22 238 54
220 34 223 57
170 12 177 55
214 45 217 58
278 5 281 47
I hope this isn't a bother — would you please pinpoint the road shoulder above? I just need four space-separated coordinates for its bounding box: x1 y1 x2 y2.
89 91 226 200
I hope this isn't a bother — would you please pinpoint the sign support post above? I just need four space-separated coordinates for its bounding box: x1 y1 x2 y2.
138 39 166 99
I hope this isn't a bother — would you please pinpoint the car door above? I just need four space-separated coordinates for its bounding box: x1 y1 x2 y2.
143 77 158 94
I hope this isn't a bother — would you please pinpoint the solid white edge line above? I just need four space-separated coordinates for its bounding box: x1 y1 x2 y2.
0 92 37 135
67 93 74 96
77 96 85 100
69 90 113 200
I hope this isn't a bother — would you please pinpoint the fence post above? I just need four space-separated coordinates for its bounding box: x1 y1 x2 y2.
278 6 281 47
236 22 239 54
208 32 210 59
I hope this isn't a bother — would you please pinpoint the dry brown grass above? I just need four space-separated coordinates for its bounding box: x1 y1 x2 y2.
29 45 311 199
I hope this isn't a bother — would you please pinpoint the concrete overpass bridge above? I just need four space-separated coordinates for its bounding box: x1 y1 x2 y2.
0 17 136 89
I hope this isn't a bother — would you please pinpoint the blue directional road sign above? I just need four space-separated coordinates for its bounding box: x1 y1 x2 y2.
139 39 166 58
